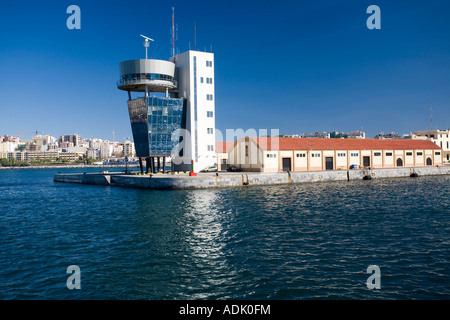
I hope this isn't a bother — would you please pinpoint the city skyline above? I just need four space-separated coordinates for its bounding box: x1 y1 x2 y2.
1 0 449 141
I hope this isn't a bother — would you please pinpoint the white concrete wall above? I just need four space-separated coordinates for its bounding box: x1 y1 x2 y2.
174 50 216 172
309 151 322 170
349 151 360 167
335 150 347 169
263 151 278 172
294 151 308 170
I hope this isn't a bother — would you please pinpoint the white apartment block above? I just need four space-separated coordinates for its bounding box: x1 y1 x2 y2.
123 141 135 157
412 130 450 162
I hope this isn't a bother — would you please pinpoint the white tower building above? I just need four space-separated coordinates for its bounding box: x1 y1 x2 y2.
172 50 216 172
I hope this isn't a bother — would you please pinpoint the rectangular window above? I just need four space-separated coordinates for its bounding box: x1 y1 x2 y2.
435 152 441 155
417 152 423 156
245 145 248 157
374 152 381 156
200 77 204 83
207 111 214 118
206 94 214 101
296 153 306 158
406 152 413 156
337 153 346 157
207 128 213 134
206 61 212 67
311 153 321 158
350 153 359 157
386 152 393 156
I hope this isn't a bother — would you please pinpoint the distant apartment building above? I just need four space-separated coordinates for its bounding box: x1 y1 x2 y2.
57 152 78 161
0 151 27 161
59 134 81 147
279 134 301 138
374 132 402 139
99 142 113 159
84 139 131 159
88 138 104 149
123 141 135 157
412 129 450 162
32 134 58 151
26 150 59 161
302 132 330 138
0 135 20 144
86 148 100 159
349 131 366 139
59 142 74 149
0 141 17 153
113 143 124 157
329 131 348 139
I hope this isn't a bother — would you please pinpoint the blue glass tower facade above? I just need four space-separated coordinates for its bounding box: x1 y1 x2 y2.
128 96 185 158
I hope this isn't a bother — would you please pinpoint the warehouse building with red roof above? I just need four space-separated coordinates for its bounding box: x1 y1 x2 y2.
227 137 443 172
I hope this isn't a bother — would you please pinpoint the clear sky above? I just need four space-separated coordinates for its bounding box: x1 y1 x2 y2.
1 0 449 141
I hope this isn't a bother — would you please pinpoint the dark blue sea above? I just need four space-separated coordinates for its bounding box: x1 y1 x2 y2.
0 167 449 300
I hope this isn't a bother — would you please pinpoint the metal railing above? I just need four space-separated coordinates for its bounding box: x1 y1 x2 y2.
117 78 177 89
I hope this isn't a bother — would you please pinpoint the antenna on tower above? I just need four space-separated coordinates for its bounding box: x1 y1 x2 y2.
194 22 197 51
430 105 433 130
140 34 154 59
171 7 175 58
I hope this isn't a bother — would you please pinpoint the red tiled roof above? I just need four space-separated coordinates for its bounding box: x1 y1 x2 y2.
251 137 441 151
216 141 235 153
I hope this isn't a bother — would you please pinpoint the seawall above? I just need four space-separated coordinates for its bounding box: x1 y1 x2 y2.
0 164 139 170
53 166 450 190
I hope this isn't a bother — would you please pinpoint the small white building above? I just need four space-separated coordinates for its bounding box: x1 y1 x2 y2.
413 130 450 162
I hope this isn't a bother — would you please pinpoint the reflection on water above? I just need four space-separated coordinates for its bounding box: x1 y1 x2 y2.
0 168 449 299
177 191 232 299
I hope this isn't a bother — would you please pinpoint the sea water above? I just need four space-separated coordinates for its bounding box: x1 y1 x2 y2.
0 168 449 299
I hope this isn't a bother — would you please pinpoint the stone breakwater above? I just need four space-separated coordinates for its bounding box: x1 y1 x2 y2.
53 166 450 190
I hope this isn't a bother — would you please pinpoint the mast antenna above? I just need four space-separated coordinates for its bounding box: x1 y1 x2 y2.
140 34 154 59
172 7 176 58
194 22 197 50
430 105 433 130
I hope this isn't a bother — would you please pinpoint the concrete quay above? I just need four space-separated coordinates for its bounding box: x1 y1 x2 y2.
53 166 450 190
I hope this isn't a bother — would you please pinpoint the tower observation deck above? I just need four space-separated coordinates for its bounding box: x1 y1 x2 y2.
117 59 177 93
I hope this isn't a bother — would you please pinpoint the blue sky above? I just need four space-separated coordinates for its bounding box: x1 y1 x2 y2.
0 0 449 141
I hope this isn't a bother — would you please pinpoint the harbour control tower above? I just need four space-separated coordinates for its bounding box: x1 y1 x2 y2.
117 36 216 173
